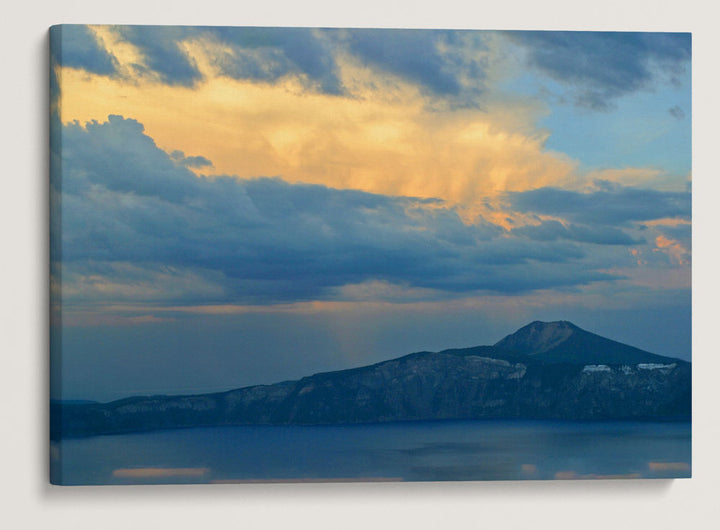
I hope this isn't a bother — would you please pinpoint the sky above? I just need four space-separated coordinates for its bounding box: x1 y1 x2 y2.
49 25 691 402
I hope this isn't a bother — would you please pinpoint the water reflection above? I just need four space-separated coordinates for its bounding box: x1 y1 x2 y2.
648 462 690 472
113 467 210 478
554 471 643 480
53 420 691 485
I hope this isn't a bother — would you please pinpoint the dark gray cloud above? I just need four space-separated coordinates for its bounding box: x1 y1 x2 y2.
512 219 640 245
507 183 690 226
209 26 343 94
669 105 686 120
51 25 345 92
170 150 213 169
114 26 202 86
51 26 690 111
52 26 690 110
344 29 487 99
49 25 119 108
209 27 489 102
50 24 118 76
51 25 490 102
53 116 636 306
506 31 691 110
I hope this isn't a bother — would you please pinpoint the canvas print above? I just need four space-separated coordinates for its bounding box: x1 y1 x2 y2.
49 25 691 485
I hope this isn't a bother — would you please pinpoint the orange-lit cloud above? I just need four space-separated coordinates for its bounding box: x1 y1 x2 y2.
56 28 580 214
52 26 691 332
654 234 689 265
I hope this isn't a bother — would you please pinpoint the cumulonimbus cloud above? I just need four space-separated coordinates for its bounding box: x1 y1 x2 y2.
53 115 663 307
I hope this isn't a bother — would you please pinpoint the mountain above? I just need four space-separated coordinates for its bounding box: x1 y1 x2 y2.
51 321 690 439
493 320 677 365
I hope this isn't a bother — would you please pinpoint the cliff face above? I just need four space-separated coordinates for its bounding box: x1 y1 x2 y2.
52 322 691 439
244 353 690 424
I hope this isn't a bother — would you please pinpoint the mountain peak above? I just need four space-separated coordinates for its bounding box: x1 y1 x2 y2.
493 320 682 365
495 320 579 355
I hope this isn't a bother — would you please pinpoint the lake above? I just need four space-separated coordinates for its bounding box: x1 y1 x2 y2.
50 419 691 485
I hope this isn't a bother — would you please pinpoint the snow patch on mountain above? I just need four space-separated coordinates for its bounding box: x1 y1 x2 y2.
638 363 677 371
583 364 612 373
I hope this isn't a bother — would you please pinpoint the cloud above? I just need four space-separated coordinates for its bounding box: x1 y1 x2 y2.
54 26 691 116
57 26 491 105
59 262 227 304
50 25 118 76
511 220 640 245
346 30 462 94
668 105 686 120
55 26 344 93
342 29 489 103
208 26 343 94
50 24 119 109
653 235 689 265
653 222 691 249
506 31 691 110
650 222 691 264
113 25 202 86
55 57 577 214
170 150 213 169
506 182 690 226
54 116 632 308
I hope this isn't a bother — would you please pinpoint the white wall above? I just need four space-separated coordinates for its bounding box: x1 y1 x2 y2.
3 1 718 528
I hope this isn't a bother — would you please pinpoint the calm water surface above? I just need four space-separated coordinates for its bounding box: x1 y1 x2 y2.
51 420 691 485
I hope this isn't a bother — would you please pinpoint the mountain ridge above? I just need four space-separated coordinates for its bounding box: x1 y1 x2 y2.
51 321 691 439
